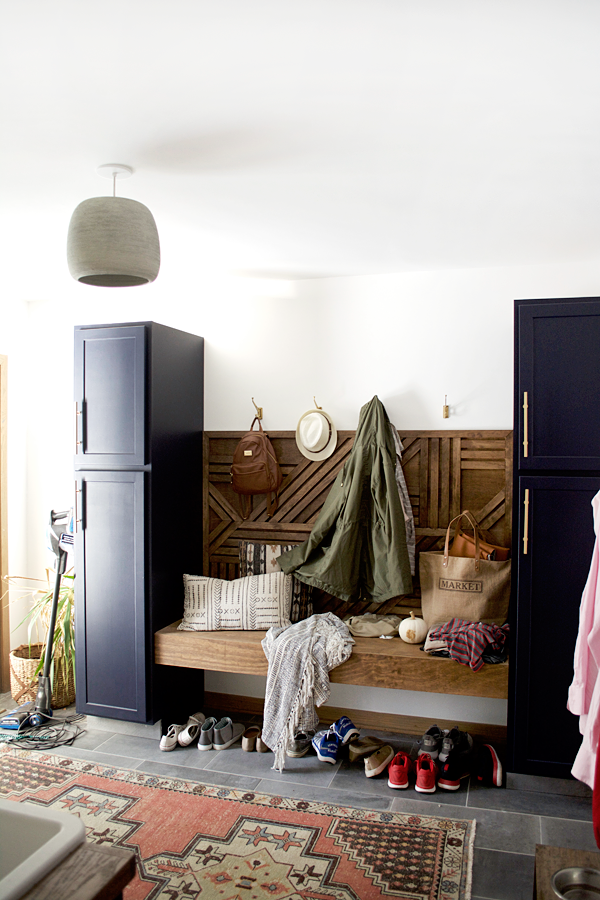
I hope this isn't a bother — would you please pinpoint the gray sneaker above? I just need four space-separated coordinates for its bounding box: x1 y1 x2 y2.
286 730 315 758
213 716 245 750
198 716 218 751
418 724 445 759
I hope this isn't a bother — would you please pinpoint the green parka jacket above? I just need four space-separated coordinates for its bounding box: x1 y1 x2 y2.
278 396 412 604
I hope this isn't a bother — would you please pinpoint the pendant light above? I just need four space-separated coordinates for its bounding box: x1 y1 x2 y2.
67 164 160 286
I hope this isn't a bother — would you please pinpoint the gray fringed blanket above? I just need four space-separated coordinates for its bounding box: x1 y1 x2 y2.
261 612 354 772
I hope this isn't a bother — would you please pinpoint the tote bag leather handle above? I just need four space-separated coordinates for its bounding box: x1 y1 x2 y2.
443 510 481 571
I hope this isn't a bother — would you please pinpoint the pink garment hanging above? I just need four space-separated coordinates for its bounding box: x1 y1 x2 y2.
568 489 600 788
594 735 600 848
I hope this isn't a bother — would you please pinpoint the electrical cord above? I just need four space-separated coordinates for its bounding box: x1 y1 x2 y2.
0 704 87 749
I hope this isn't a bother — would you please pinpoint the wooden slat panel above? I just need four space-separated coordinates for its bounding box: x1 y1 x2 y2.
451 437 462 519
440 437 450 526
429 438 439 529
203 429 513 605
419 438 429 528
461 460 506 469
461 450 506 460
504 432 514 547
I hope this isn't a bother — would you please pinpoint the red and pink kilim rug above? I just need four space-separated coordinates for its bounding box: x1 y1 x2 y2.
0 745 475 899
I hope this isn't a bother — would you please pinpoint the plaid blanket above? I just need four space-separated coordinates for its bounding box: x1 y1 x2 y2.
427 617 510 671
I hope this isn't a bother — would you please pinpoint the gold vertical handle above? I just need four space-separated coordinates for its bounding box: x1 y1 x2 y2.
523 488 530 555
523 392 529 458
74 402 82 455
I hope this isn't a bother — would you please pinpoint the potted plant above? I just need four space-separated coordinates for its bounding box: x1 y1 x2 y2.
4 568 75 709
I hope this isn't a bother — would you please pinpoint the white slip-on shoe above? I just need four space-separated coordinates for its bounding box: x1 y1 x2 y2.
178 712 206 747
159 723 186 751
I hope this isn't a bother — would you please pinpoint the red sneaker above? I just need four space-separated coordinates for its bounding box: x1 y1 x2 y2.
387 751 411 789
415 752 438 793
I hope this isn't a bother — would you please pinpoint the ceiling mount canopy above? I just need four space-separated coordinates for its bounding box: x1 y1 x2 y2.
67 164 160 287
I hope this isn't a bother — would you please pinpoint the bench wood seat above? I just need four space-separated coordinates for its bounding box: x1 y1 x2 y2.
154 622 508 700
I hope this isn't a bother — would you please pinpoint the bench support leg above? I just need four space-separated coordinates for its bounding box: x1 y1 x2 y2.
155 665 205 735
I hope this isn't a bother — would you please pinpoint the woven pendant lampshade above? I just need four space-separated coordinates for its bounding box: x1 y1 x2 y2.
67 164 160 287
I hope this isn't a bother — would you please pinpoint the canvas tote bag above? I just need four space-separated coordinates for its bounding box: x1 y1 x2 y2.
420 511 511 628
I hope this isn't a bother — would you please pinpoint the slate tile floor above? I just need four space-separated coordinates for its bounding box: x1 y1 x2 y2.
0 692 595 900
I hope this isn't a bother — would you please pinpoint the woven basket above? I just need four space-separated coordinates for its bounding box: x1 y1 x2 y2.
9 643 75 709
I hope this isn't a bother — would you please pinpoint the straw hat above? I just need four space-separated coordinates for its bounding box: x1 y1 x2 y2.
296 409 337 460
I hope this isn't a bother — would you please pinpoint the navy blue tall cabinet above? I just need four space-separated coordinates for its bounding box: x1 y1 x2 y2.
74 322 204 723
509 298 600 777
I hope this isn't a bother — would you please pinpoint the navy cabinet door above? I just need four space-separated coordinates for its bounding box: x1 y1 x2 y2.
516 298 600 470
75 325 146 467
75 470 147 721
509 475 600 777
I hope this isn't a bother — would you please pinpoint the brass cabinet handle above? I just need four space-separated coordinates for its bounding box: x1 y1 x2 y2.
523 392 529 458
523 488 530 555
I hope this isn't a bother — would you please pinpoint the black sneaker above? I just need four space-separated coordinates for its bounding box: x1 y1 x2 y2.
437 730 474 791
418 724 445 759
476 743 503 787
286 730 316 758
438 726 472 764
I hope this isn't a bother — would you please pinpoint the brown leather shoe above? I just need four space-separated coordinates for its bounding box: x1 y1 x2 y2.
348 735 387 763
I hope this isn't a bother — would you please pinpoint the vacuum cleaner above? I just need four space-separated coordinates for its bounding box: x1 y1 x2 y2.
0 509 73 730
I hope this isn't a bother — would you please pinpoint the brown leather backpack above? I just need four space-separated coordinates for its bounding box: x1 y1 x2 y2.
231 418 283 518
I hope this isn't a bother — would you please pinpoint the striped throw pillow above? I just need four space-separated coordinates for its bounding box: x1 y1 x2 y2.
178 571 292 631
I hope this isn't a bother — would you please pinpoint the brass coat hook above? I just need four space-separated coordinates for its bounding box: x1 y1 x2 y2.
313 396 322 410
251 397 263 420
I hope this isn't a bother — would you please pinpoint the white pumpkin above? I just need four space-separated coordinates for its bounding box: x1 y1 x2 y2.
399 611 428 644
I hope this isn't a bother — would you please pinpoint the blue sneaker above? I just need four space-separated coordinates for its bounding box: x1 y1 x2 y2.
311 729 339 764
331 715 360 744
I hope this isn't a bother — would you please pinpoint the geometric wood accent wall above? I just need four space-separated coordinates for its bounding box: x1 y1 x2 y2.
203 429 512 621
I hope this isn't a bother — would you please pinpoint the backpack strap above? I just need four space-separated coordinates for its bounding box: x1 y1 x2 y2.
266 491 279 517
240 494 252 520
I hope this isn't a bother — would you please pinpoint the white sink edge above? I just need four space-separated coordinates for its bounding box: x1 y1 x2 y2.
0 798 86 900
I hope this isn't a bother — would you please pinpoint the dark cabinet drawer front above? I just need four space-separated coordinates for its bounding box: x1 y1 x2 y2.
75 325 146 466
517 299 600 469
75 471 146 720
511 475 600 775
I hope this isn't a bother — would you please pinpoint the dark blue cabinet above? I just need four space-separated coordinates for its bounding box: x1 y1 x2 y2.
510 297 600 777
516 299 600 470
74 322 204 723
510 475 599 777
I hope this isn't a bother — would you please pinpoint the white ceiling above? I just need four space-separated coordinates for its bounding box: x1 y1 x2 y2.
2 0 600 282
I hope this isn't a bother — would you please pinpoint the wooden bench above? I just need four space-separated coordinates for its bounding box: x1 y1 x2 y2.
154 623 508 700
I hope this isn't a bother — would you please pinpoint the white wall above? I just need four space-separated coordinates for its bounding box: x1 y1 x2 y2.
8 257 600 725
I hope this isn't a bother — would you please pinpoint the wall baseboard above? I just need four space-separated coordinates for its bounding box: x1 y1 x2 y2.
204 691 507 748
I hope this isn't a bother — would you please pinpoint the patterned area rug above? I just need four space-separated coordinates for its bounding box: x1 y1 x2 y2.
0 746 475 899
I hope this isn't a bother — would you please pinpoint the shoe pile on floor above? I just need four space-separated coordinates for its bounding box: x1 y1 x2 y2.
159 712 269 753
159 711 503 789
305 718 503 790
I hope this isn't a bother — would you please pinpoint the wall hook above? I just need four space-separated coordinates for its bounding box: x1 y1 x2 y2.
443 395 450 419
313 396 322 410
251 397 263 420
